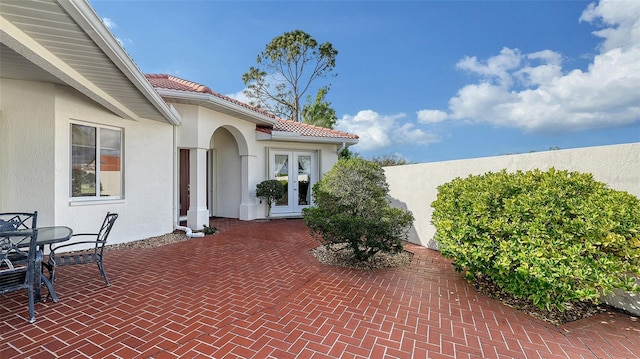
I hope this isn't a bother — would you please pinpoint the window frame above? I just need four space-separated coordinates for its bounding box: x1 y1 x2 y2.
70 121 124 201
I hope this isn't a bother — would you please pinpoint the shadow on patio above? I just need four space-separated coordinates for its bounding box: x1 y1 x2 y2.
2 219 639 358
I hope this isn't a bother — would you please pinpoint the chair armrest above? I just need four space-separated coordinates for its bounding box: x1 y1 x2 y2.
49 241 102 255
49 233 98 252
71 233 99 238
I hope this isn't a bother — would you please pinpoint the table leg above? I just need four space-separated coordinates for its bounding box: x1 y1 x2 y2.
41 273 58 302
35 250 59 302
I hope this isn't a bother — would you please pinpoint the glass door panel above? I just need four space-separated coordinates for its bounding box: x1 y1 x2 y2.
297 155 312 207
272 153 292 212
270 150 316 214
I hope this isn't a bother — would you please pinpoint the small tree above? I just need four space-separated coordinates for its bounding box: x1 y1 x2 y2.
303 158 414 262
256 179 285 221
242 30 338 122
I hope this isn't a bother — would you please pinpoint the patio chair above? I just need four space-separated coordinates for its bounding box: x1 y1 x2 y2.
0 221 39 323
48 212 118 287
0 212 38 263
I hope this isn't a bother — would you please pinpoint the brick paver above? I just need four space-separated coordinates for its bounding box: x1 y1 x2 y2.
1 219 638 358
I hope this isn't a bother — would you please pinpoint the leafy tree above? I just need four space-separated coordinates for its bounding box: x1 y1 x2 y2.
242 30 338 123
369 154 412 167
303 158 414 262
338 147 359 160
301 87 337 128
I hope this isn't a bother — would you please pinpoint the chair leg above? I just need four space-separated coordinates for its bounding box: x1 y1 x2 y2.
97 261 110 286
27 286 36 324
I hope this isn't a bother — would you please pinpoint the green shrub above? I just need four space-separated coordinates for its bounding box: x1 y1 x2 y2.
256 179 285 220
303 158 414 262
202 224 218 235
431 168 640 310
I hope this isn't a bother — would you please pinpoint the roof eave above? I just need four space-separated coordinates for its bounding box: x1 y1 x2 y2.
57 0 181 126
155 88 277 126
265 131 359 145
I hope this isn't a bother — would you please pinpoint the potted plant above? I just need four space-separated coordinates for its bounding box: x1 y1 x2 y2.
256 179 285 221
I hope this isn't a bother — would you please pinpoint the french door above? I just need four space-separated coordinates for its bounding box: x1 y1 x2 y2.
270 150 317 214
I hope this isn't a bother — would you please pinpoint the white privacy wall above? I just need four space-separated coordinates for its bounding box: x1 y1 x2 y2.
384 142 640 315
384 142 640 249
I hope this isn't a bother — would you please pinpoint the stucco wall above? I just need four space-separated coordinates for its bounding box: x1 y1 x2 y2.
1 79 175 245
384 142 640 315
174 103 344 220
54 86 176 245
213 127 241 218
385 143 640 248
0 79 56 224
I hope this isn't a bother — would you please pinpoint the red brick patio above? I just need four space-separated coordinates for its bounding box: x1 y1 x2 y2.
1 218 639 358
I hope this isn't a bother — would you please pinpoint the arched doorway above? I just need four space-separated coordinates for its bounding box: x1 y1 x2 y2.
210 127 242 218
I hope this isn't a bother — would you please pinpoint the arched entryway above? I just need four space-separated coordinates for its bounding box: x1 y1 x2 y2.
179 125 251 230
209 127 241 218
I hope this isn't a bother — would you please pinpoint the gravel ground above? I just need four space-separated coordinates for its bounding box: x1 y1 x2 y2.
107 231 193 250
310 244 412 270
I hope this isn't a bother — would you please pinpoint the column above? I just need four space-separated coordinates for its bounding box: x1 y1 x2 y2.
239 154 257 220
187 147 209 229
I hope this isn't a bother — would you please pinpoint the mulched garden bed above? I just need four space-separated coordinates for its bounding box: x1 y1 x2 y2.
472 274 614 325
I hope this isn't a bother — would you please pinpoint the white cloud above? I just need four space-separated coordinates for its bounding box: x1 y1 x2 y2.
226 89 253 104
579 0 640 52
102 17 117 30
337 110 438 151
456 47 522 87
418 0 640 133
101 17 133 48
417 109 449 124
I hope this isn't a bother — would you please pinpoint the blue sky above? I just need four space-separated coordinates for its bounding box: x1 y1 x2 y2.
91 0 639 163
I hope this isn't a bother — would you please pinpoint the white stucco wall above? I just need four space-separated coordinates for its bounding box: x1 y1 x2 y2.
55 86 176 244
173 102 344 221
0 79 56 224
213 127 241 218
384 143 640 315
385 143 640 249
1 79 175 245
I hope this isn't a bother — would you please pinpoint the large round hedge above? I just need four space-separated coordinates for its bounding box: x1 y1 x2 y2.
431 168 640 310
303 158 414 262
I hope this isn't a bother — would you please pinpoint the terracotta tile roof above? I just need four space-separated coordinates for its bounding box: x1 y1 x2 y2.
272 118 359 140
146 74 358 141
146 74 277 120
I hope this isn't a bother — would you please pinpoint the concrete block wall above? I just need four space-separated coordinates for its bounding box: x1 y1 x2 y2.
384 142 640 315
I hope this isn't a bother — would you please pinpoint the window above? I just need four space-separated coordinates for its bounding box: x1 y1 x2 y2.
71 123 123 199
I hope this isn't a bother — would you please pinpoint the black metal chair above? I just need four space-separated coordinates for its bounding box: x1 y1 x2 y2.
48 213 118 286
1 214 39 323
0 212 37 264
0 212 38 235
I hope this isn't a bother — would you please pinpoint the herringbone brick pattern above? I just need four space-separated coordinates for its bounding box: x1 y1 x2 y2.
1 219 638 358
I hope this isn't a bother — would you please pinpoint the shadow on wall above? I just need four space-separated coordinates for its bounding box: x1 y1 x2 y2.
604 280 640 316
388 197 425 247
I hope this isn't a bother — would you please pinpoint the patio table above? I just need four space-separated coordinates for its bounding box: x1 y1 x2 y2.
1 226 73 302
